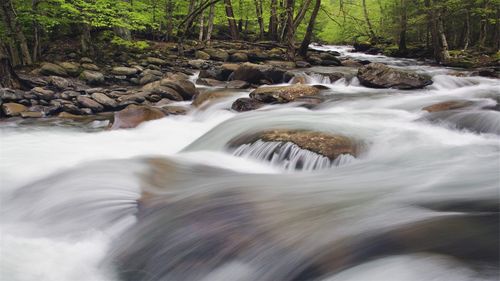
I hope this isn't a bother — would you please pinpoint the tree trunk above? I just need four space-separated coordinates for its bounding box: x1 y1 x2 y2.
462 8 470 51
298 0 321 57
494 7 500 51
284 0 295 60
398 0 407 54
425 0 449 64
224 0 239 39
80 24 93 55
199 8 205 41
362 0 377 43
0 43 22 89
293 0 312 30
206 2 215 43
436 11 450 62
254 0 265 40
32 0 42 62
165 0 174 41
268 0 278 40
0 0 33 66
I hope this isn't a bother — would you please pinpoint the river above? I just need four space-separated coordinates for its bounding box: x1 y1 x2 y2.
1 46 499 281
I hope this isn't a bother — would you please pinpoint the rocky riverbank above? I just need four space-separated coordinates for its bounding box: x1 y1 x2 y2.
1 40 498 129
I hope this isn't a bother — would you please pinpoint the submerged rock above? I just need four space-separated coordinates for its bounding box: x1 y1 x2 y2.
231 97 264 112
422 100 474 113
228 129 360 161
192 89 236 107
111 104 166 129
357 63 433 89
249 84 321 103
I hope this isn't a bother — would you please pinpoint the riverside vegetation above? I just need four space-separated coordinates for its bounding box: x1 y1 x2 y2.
0 1 499 281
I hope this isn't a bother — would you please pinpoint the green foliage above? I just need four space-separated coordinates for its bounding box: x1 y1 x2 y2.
110 36 150 51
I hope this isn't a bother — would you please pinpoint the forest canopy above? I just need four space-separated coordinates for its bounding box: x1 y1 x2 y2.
1 0 499 66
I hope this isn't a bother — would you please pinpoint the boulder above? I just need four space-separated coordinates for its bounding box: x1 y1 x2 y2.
80 70 105 85
111 104 165 129
231 98 264 112
1 103 28 117
357 63 433 89
159 78 197 100
230 52 249 62
204 48 229 61
248 49 269 62
146 57 168 66
77 96 104 112
296 61 311 68
341 59 363 67
91 93 118 109
80 57 93 64
139 74 161 85
192 89 236 107
196 78 226 87
82 63 100 71
159 105 189 115
111 66 138 76
40 63 68 77
195 50 211 60
58 62 81 76
422 100 474 113
353 42 372 52
20 111 43 118
229 129 359 160
231 63 264 84
226 80 250 89
188 59 208 69
31 87 55 100
48 76 72 90
319 53 341 65
249 84 321 103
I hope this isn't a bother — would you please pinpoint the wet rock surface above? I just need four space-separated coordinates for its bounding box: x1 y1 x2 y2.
357 63 433 89
228 129 360 160
250 84 321 103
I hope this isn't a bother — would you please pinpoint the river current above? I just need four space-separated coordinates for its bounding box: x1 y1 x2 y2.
1 46 499 281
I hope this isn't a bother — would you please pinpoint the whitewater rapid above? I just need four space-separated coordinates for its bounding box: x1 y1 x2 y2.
0 46 499 281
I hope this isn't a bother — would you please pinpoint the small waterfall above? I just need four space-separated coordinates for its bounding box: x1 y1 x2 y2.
231 139 354 171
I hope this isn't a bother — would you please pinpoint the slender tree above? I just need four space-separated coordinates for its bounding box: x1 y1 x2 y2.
362 0 377 42
268 0 278 40
254 0 265 40
299 0 321 57
224 0 239 39
0 0 33 65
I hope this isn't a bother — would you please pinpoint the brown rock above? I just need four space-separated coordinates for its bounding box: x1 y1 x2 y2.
20 111 43 118
159 78 197 100
2 103 28 117
229 129 360 160
77 96 104 112
357 63 433 89
422 100 474 113
231 98 264 112
91 93 118 109
111 104 166 129
192 89 236 107
226 80 250 89
249 84 321 103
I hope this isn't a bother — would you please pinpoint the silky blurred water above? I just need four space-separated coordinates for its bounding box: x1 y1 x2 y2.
0 46 499 281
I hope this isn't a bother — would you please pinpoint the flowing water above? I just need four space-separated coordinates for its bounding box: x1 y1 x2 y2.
1 46 499 281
